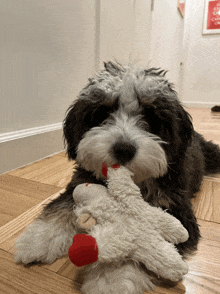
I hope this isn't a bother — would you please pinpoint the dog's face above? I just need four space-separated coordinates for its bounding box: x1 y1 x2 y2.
64 62 193 183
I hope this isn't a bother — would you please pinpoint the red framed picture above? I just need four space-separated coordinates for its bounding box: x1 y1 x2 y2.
178 0 185 18
203 0 220 34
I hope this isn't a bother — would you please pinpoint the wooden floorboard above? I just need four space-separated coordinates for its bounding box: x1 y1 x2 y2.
8 153 75 188
192 179 220 223
187 107 220 146
0 189 65 252
0 107 220 293
0 249 81 294
0 174 61 227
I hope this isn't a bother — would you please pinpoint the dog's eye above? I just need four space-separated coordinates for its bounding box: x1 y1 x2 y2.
89 98 119 127
89 105 113 126
82 98 119 128
143 107 161 135
143 106 175 146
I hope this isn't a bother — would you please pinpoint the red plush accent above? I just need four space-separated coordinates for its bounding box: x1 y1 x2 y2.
68 234 99 267
111 164 120 170
102 163 121 177
102 163 108 178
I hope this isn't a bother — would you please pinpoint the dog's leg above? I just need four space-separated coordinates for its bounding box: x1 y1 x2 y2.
166 197 201 256
81 262 155 294
15 190 76 264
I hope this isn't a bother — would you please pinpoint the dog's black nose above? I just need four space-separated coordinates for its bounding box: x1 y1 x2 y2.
112 141 137 165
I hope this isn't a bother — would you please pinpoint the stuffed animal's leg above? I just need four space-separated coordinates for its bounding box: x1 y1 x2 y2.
81 261 155 294
153 208 189 244
133 239 188 282
90 222 136 263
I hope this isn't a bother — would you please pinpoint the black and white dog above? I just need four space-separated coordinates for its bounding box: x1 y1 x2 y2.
15 62 220 293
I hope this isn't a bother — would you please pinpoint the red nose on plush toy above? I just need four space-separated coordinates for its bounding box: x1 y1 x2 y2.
68 234 99 267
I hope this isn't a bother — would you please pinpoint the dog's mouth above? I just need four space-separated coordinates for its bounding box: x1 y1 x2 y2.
76 148 167 183
76 111 168 183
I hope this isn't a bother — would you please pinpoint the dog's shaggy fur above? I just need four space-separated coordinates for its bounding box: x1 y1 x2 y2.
15 62 220 293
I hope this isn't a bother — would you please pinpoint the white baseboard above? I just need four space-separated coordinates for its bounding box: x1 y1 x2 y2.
0 123 64 174
182 101 218 108
0 123 62 144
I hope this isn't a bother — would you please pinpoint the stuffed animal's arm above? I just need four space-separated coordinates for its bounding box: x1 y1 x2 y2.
73 183 112 231
90 222 136 263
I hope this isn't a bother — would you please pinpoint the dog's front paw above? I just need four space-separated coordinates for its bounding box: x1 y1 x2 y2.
15 220 50 264
15 218 75 264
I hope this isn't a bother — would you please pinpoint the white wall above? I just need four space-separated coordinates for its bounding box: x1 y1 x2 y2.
149 0 185 93
0 0 96 134
133 0 153 65
0 0 153 173
181 0 220 107
99 0 152 67
2 0 219 173
100 0 184 95
1 0 153 137
0 0 97 173
100 0 134 66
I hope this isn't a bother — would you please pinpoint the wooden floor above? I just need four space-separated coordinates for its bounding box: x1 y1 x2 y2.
0 107 220 294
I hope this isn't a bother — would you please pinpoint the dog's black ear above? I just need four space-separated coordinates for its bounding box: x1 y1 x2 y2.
63 99 89 160
144 98 193 160
164 102 193 159
64 89 116 160
63 97 104 160
177 104 193 147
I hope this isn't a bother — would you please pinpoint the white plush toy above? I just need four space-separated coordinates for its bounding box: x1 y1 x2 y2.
68 164 189 286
